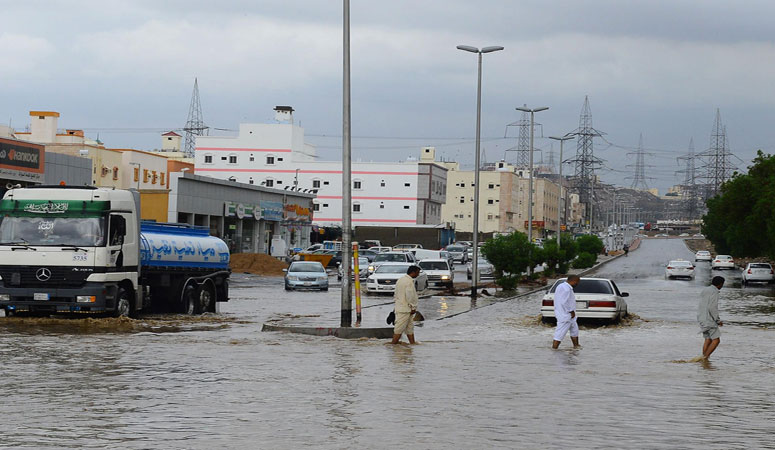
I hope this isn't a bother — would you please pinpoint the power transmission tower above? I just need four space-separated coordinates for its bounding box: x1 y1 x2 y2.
676 138 699 219
699 109 736 199
545 144 556 174
183 78 209 158
567 96 604 227
625 133 654 190
504 105 539 167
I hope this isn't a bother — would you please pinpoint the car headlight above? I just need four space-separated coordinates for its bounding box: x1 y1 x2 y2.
287 276 299 281
0 294 10 301
76 295 96 303
368 265 374 272
441 275 450 280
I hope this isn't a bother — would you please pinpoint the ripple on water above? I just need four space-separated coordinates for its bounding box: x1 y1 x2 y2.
0 313 248 335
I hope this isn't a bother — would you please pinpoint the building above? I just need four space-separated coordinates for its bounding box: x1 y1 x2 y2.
168 172 314 253
0 137 45 197
441 161 562 239
194 106 447 227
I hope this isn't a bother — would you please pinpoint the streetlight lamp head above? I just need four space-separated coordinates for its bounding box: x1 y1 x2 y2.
481 46 504 53
534 106 549 112
456 45 479 53
515 106 530 113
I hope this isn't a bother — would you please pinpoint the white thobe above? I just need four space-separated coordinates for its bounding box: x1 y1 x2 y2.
554 281 576 321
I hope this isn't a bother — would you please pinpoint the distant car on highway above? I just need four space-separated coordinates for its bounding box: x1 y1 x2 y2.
466 257 495 280
711 254 735 270
366 262 428 294
693 233 705 238
418 259 454 288
665 260 695 279
679 233 690 237
541 278 629 322
695 250 712 262
284 261 329 291
741 262 774 285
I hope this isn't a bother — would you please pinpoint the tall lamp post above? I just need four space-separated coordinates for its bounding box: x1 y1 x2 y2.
341 0 353 327
456 44 503 300
548 134 573 248
515 105 548 273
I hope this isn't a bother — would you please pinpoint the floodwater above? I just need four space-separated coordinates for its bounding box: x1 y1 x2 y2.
1 239 774 449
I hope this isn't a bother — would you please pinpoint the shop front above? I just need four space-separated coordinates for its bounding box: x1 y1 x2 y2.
0 138 44 197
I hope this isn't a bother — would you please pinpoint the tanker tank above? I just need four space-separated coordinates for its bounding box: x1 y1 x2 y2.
140 222 230 270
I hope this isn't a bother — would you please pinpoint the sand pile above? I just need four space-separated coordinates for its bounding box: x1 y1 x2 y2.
230 253 288 276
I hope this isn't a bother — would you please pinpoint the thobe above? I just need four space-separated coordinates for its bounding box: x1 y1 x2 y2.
553 281 579 341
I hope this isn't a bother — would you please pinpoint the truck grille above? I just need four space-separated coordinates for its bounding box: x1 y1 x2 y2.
0 266 92 288
427 275 442 281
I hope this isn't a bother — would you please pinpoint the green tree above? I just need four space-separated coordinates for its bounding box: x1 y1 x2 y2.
572 252 596 269
702 151 775 259
541 234 578 275
576 234 604 255
480 231 543 289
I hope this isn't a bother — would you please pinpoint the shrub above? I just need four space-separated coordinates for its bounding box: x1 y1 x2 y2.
481 231 544 285
576 234 605 255
571 252 597 269
496 275 519 291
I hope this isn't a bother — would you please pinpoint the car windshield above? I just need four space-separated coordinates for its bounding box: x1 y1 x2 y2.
289 262 325 273
717 255 732 260
375 265 410 274
447 246 465 252
419 261 449 270
697 251 710 254
750 263 771 269
374 253 406 262
669 261 692 267
0 215 106 247
550 279 614 294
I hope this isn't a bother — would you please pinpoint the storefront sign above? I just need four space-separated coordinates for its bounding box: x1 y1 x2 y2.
284 203 312 222
224 202 257 220
0 138 44 182
261 201 284 221
524 220 546 229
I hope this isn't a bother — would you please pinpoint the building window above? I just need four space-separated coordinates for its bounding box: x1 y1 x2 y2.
459 197 464 203
112 167 119 180
323 181 330 185
460 183 466 188
204 154 213 164
353 180 362 190
160 172 165 185
143 169 149 183
323 203 329 207
249 155 255 162
380 203 385 209
133 167 139 182
267 155 275 165
380 180 386 187
249 177 254 185
312 179 321 188
276 180 282 185
488 199 494 204
353 203 361 213
152 171 158 184
403 205 410 209
277 158 283 162
488 183 494 189
487 214 493 220
265 179 274 187
221 156 227 161
313 203 320 212
404 183 410 187
228 154 237 164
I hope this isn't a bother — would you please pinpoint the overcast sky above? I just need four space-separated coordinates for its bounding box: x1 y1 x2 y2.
3 0 775 192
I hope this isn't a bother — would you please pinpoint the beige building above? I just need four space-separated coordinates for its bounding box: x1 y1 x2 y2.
441 161 562 239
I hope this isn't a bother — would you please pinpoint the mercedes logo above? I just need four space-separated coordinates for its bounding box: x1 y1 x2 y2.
35 268 52 282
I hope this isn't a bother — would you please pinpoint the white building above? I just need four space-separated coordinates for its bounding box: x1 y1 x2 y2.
194 106 447 227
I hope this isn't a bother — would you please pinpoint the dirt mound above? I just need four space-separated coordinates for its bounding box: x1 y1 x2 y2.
230 253 288 276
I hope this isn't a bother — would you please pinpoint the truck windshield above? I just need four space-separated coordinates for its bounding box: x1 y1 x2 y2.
0 215 106 247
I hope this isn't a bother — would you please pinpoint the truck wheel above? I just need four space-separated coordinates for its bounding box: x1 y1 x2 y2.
182 283 197 315
196 281 216 314
114 287 133 318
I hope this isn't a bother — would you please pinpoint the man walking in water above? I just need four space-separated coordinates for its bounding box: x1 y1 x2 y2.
391 265 420 345
698 276 724 359
552 275 582 349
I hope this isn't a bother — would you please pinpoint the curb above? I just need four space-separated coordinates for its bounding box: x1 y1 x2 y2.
262 323 395 339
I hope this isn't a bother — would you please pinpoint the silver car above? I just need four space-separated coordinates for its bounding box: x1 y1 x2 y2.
445 244 468 264
284 261 329 291
466 258 494 280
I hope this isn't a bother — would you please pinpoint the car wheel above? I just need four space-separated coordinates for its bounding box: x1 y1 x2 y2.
321 287 328 292
284 285 292 291
196 281 216 314
181 282 197 315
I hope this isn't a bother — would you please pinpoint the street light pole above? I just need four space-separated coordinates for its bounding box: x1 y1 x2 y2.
515 106 548 273
341 0 353 327
548 134 573 248
457 44 503 300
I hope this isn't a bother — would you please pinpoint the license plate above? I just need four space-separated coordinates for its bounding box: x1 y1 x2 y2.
303 282 313 286
34 293 50 301
576 301 587 309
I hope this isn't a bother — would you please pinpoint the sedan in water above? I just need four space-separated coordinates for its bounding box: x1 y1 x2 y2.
695 250 712 262
711 254 735 270
466 258 495 280
284 261 329 291
665 260 695 279
741 262 774 285
541 277 629 322
366 262 428 294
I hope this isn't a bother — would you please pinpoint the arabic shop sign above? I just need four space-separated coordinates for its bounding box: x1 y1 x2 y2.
261 201 284 221
223 202 260 220
284 203 312 221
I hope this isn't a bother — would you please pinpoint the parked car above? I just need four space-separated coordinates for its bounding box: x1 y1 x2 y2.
711 254 735 270
695 250 712 262
366 262 428 294
369 246 392 253
693 233 705 238
742 262 774 285
393 244 423 250
284 261 329 291
466 257 495 280
337 256 370 281
368 251 417 274
679 233 690 237
445 244 469 264
541 278 629 322
418 259 454 288
439 250 454 268
665 260 695 279
361 240 382 248
358 249 378 262
410 248 445 261
457 241 473 248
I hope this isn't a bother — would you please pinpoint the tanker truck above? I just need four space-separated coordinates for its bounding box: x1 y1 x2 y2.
0 186 230 316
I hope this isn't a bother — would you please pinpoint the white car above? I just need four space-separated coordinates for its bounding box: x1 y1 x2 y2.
695 250 712 262
665 260 695 279
368 251 416 274
369 246 392 253
337 256 370 281
711 254 735 270
418 259 454 288
366 262 428 294
541 277 629 322
742 263 774 284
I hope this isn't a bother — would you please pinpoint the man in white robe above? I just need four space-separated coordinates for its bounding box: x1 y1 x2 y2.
552 275 581 349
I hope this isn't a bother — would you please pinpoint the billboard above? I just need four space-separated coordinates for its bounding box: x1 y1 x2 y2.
0 138 44 183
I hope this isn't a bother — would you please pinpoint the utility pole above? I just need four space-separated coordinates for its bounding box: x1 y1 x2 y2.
340 0 353 327
549 134 573 248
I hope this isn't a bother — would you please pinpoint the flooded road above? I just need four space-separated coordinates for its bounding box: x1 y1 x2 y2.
1 238 774 448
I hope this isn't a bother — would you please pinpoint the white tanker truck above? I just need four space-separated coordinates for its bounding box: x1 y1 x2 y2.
0 186 230 316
